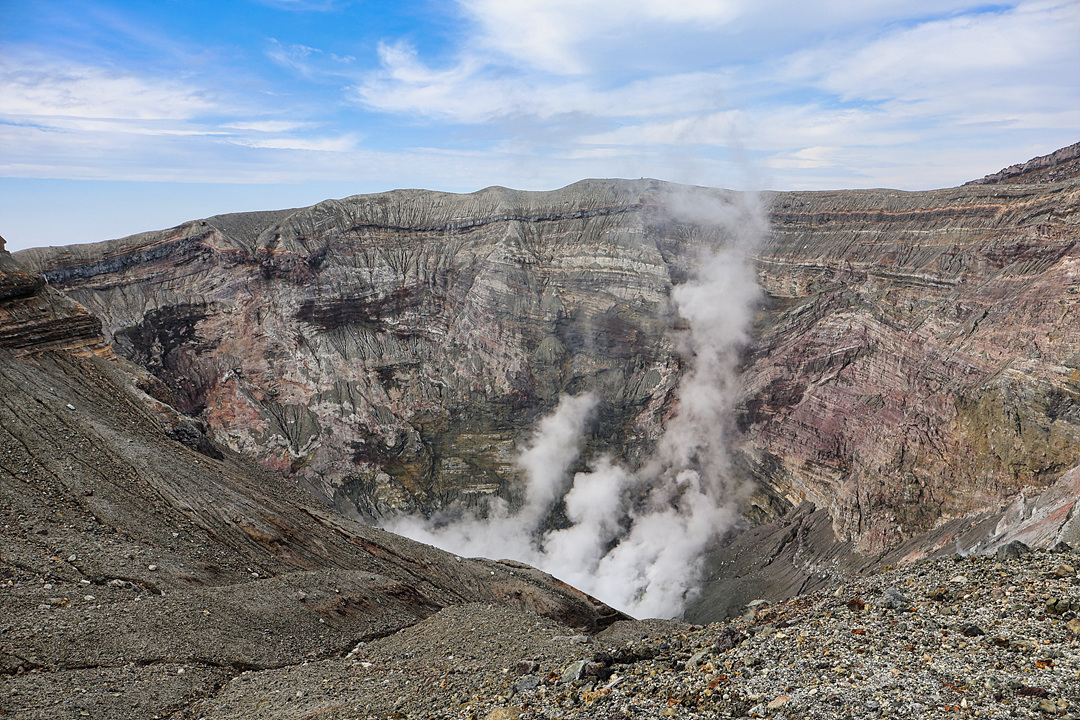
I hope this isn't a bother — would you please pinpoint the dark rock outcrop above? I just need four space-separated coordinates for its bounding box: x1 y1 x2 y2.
0 241 110 357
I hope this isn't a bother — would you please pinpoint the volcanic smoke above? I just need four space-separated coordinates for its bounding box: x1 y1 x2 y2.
384 188 765 618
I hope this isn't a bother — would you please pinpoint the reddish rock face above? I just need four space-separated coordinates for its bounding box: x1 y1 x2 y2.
16 159 1080 558
745 179 1080 551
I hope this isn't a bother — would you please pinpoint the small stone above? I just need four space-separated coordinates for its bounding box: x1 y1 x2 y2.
560 660 587 682
515 675 540 693
1066 619 1080 637
1018 687 1051 698
592 651 613 666
686 650 710 669
1053 563 1076 577
1039 698 1059 714
1051 541 1074 553
514 660 539 675
483 709 522 720
767 695 790 711
147 565 158 571
928 587 951 602
879 587 912 610
960 624 985 637
713 625 745 652
66 403 75 410
582 661 608 677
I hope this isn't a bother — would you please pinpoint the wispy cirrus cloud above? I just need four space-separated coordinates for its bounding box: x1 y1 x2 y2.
356 40 734 125
0 56 216 121
228 135 359 152
265 38 357 80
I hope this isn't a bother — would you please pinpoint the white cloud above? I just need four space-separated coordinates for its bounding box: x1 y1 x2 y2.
229 135 359 152
459 0 742 74
224 120 320 133
357 42 733 123
0 57 215 121
579 111 744 147
818 2 1080 106
2 0 1077 203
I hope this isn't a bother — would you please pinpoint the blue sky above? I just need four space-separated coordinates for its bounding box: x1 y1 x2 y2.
2 0 1078 251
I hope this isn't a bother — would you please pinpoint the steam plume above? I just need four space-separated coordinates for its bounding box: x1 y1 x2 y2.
384 188 765 618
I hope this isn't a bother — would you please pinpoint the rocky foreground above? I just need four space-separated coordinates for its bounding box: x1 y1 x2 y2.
34 544 1055 719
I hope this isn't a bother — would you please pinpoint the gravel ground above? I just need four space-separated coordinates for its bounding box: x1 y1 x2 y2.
178 544 1080 720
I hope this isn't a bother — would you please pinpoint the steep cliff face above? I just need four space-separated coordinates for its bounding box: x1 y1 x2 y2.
17 181 706 522
747 178 1080 552
16 153 1080 562
747 177 1080 557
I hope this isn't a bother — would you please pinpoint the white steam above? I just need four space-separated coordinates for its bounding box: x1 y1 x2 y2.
383 189 765 618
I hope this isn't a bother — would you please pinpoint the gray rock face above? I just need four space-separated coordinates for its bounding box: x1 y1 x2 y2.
17 180 712 523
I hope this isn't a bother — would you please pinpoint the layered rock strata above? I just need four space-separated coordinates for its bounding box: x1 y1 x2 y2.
14 149 1080 570
16 181 700 522
967 141 1080 185
0 236 110 357
746 176 1080 553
